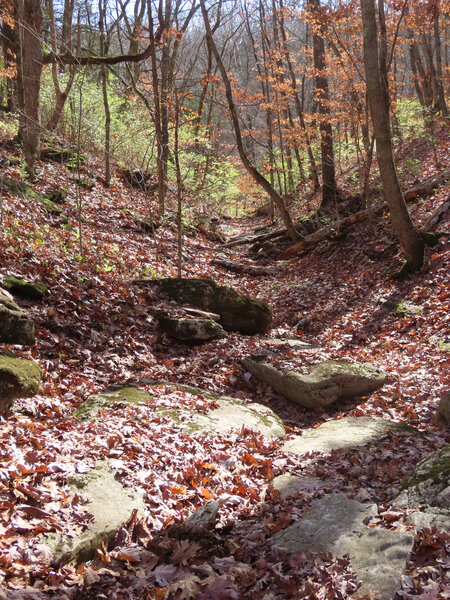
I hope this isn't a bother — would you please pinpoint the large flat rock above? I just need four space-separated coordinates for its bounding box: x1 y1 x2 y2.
44 463 145 564
282 416 415 455
76 384 285 440
242 358 387 409
273 493 414 600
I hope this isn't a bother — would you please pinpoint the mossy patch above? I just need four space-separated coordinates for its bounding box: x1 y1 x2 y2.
74 386 152 420
0 294 35 345
379 299 423 317
2 276 47 301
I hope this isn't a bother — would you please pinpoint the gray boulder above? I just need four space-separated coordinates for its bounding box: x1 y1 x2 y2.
156 278 273 335
282 416 416 455
242 358 387 409
436 391 450 426
393 445 450 509
0 352 41 415
157 314 227 342
0 293 35 345
393 445 450 531
273 493 414 600
44 462 145 564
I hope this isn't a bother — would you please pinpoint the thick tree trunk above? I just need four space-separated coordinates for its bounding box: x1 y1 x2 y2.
15 0 43 179
360 0 424 272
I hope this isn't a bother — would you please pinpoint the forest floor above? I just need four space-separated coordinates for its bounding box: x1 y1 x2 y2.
0 124 449 599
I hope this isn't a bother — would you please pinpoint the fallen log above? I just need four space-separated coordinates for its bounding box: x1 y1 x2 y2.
424 198 450 230
279 201 385 260
210 258 277 276
404 170 450 202
219 228 287 249
280 171 450 260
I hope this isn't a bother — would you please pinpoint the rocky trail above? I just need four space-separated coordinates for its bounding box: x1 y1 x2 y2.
0 135 449 599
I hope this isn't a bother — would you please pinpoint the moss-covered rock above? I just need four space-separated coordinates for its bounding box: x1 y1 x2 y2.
0 176 33 197
0 352 41 414
379 299 423 317
242 358 387 409
2 275 47 301
0 293 35 344
394 445 450 509
73 386 152 420
46 188 67 205
157 314 227 342
41 148 76 163
156 278 273 335
76 383 285 440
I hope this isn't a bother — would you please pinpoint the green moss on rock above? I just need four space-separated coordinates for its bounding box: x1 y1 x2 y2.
74 386 152 420
0 352 41 414
2 276 47 301
0 294 35 345
157 278 273 334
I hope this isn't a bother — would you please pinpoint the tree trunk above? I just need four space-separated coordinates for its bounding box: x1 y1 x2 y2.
360 0 424 272
15 0 43 180
200 0 299 242
308 0 338 212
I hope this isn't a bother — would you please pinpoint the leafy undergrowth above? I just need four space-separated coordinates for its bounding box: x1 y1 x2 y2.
0 132 449 599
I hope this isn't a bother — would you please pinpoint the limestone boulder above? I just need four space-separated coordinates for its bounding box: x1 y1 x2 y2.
44 463 145 564
157 314 227 342
156 278 273 335
0 352 41 414
242 358 387 409
436 391 450 426
393 445 450 509
282 416 416 455
0 293 35 345
273 493 414 600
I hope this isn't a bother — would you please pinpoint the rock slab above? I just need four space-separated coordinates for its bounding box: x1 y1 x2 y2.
157 278 273 335
0 293 35 345
77 385 285 440
44 463 145 565
242 358 387 409
0 352 41 415
273 493 414 600
282 416 415 455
